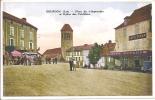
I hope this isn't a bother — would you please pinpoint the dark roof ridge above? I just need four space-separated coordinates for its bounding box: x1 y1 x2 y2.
115 4 151 29
61 24 73 32
3 11 37 30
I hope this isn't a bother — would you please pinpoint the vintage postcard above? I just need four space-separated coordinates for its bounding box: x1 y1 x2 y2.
0 0 154 99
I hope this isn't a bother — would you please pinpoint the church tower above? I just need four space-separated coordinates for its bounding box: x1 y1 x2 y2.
61 24 73 60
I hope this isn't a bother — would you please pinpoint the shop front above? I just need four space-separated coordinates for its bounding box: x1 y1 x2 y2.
110 50 152 71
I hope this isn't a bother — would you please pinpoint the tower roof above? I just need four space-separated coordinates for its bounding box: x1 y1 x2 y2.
61 24 73 32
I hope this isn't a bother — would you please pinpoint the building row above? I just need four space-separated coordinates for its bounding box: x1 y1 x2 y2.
43 4 152 70
3 4 152 70
43 40 115 68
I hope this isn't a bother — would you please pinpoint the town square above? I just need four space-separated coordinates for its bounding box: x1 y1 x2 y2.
4 63 152 96
1 1 152 97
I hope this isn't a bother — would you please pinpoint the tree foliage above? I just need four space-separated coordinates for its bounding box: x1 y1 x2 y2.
88 43 102 65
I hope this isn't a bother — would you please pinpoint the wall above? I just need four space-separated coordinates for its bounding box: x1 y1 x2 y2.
61 31 73 60
82 50 90 66
3 18 37 52
115 20 152 52
66 51 82 62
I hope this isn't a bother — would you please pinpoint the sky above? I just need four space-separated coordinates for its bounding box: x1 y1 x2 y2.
2 1 151 53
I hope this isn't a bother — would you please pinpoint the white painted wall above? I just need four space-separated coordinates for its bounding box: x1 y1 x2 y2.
97 57 105 68
82 50 90 66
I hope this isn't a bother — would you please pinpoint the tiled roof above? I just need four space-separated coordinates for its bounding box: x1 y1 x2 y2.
115 4 151 29
61 24 73 32
43 44 93 58
43 48 61 58
66 44 93 52
3 11 37 30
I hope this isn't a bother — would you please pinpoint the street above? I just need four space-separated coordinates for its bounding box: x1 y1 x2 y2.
4 63 152 96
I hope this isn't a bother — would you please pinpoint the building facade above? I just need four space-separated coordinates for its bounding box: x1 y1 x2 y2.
110 4 152 70
66 44 93 67
3 12 37 52
61 24 73 60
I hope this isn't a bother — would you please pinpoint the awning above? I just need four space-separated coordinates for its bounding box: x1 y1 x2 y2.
110 50 152 57
11 50 22 57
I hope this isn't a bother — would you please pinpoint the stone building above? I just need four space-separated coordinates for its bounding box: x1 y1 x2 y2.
61 24 73 60
66 44 93 67
110 4 152 70
3 11 37 52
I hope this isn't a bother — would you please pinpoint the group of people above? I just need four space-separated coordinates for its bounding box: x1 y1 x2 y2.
3 52 42 66
52 58 58 64
22 55 42 66
45 57 58 64
69 59 77 71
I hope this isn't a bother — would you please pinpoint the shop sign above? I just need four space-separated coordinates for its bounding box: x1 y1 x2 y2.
129 33 146 41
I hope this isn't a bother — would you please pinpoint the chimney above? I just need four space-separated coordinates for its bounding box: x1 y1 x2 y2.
124 16 130 25
22 18 27 21
108 40 112 43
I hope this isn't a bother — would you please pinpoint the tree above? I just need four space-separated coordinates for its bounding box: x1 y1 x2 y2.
88 43 102 67
5 45 15 53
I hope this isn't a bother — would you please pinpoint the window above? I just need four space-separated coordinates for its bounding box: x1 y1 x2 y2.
20 40 24 49
66 34 68 39
144 56 152 61
64 33 67 39
29 42 33 49
10 26 14 36
78 52 80 56
74 52 76 56
20 29 24 39
62 34 63 39
9 38 14 46
29 32 33 40
67 34 70 40
64 33 70 40
76 52 78 56
149 56 152 61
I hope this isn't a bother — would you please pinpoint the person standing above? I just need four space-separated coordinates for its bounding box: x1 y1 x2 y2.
53 58 55 64
45 57 48 64
23 55 27 66
73 59 76 71
69 59 73 71
55 58 57 64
